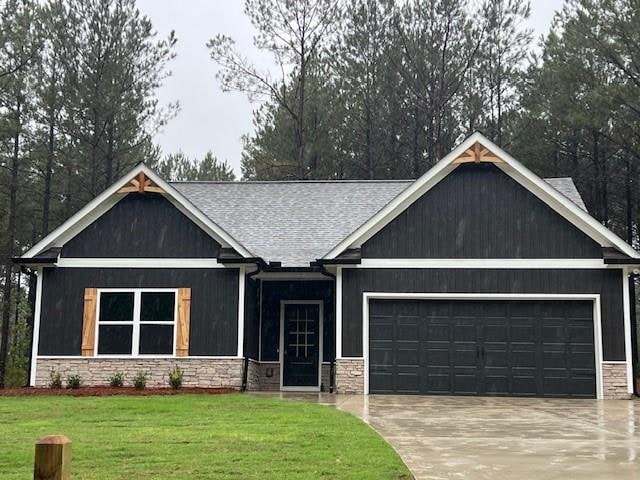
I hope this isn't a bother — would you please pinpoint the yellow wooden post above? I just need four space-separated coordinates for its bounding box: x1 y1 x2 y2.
34 435 72 480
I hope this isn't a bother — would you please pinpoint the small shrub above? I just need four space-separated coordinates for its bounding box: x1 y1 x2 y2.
109 372 125 388
66 374 81 389
168 365 183 389
133 371 148 389
49 370 62 389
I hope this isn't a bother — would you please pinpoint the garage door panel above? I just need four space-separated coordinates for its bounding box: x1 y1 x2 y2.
512 375 538 395
426 372 452 393
397 321 419 340
511 323 536 341
426 322 450 341
369 299 596 398
396 346 419 365
369 344 392 365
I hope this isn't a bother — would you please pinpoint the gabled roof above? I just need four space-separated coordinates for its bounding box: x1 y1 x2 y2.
21 164 253 260
173 176 588 267
20 133 632 268
322 132 639 260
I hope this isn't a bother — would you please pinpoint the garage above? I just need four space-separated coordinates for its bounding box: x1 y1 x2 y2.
368 299 597 398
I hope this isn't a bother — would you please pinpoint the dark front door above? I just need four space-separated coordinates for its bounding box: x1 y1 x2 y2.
282 302 321 388
369 299 596 398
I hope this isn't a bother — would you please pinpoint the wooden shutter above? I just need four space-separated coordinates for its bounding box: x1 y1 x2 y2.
81 288 98 356
176 288 191 356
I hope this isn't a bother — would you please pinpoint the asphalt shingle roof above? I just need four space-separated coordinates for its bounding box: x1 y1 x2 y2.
172 177 587 267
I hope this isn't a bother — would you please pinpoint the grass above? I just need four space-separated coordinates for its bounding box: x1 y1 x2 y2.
0 393 411 479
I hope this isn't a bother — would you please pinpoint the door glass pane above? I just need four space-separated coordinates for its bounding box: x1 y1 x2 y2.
141 292 175 322
139 324 173 354
97 325 133 354
99 293 134 322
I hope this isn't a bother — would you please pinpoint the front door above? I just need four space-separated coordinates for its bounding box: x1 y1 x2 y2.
281 302 321 389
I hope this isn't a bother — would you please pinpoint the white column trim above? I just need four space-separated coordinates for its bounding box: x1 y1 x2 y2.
336 267 343 359
29 267 44 386
258 279 263 361
237 267 246 357
622 268 634 394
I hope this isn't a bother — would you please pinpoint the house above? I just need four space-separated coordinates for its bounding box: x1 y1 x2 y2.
16 133 639 399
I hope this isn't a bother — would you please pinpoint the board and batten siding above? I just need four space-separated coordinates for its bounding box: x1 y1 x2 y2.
341 268 625 361
243 277 260 360
61 193 221 258
361 163 602 258
38 267 240 356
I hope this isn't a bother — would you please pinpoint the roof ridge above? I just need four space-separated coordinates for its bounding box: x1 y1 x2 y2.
170 179 415 184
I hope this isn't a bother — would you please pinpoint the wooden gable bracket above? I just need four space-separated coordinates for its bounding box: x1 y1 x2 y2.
117 171 165 194
452 141 504 165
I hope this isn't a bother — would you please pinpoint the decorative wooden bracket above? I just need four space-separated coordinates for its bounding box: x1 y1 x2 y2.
117 172 165 194
452 142 504 165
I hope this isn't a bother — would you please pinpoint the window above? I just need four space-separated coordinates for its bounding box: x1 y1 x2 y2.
96 289 177 356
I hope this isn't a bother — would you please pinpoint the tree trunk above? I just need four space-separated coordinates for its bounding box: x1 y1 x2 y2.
296 44 306 179
0 98 21 387
42 85 56 235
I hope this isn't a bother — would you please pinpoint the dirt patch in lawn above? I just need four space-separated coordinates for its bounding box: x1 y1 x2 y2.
0 386 236 397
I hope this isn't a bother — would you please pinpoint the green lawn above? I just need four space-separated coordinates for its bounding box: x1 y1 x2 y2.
0 393 410 479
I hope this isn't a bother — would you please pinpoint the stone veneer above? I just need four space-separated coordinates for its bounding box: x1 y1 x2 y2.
602 363 631 400
335 358 364 394
35 358 244 388
245 359 332 391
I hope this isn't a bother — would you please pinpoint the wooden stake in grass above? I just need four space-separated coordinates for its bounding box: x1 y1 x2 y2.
34 435 72 480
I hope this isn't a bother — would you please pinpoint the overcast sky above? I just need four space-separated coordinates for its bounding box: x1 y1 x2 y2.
136 0 566 176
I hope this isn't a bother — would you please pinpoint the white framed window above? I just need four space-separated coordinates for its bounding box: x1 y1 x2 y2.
95 288 178 356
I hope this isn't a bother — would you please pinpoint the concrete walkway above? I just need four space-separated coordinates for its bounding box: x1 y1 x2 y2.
256 393 640 480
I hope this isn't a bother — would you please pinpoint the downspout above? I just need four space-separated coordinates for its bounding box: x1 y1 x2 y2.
630 271 639 396
320 265 336 393
241 262 264 392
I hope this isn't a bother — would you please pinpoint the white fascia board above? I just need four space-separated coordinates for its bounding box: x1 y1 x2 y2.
21 164 254 259
357 258 609 269
322 132 639 260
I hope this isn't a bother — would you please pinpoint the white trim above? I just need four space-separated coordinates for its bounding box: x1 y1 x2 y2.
21 164 253 259
336 267 343 359
258 279 263 361
36 355 244 360
253 272 334 281
54 258 224 268
622 268 634 394
361 292 604 399
356 258 609 269
29 268 44 386
279 300 323 392
323 132 639 260
237 267 246 357
94 288 178 357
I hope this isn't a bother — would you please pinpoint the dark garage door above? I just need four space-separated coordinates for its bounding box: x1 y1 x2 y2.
369 299 596 398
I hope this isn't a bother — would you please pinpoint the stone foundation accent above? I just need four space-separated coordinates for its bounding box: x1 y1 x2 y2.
35 358 244 388
335 358 364 394
246 360 280 391
245 360 333 391
602 363 631 400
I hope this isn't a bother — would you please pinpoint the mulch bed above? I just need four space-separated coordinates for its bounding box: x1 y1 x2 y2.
0 386 237 397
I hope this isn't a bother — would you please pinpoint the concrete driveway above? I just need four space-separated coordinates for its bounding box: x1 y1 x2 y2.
260 393 640 480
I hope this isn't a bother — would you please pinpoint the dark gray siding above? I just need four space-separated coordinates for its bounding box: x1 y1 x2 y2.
342 268 624 360
61 193 221 258
260 281 335 362
362 164 602 258
38 267 239 356
243 277 260 360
